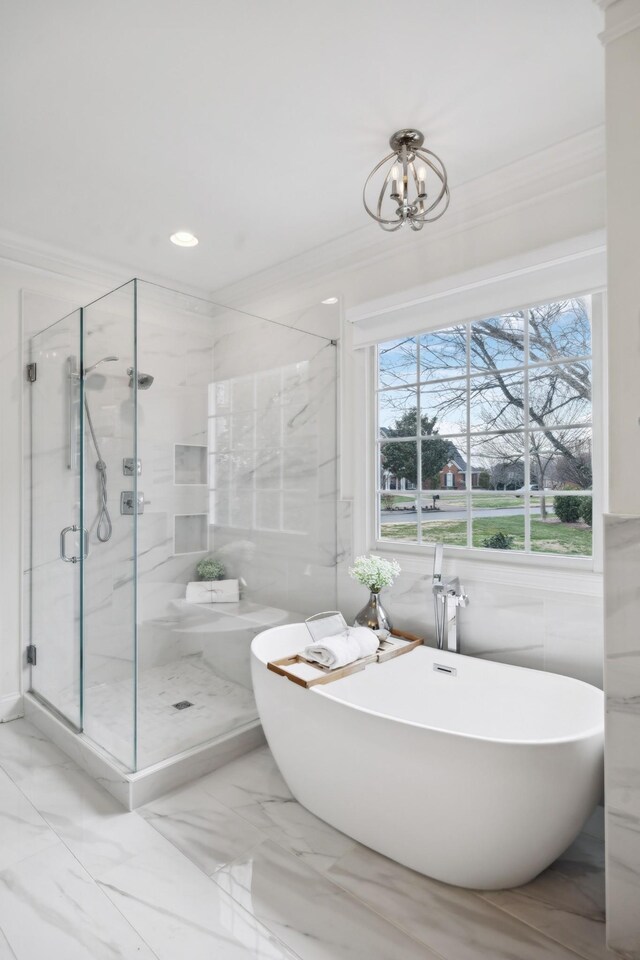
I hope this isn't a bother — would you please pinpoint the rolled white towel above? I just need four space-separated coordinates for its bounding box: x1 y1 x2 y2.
303 626 380 670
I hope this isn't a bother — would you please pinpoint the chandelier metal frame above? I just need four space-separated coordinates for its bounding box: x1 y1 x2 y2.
363 128 450 232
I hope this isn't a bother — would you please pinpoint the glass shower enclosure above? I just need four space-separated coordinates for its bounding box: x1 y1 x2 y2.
24 279 338 776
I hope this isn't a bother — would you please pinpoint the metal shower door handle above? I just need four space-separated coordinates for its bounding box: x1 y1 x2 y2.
60 524 89 563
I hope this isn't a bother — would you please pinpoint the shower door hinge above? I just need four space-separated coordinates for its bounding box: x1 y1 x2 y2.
26 644 37 666
26 363 37 382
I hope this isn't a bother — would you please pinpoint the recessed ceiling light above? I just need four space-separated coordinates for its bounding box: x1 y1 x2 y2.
170 231 199 247
321 297 338 305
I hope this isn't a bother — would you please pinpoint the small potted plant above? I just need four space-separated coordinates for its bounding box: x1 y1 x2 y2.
349 554 401 634
185 556 239 603
196 557 226 582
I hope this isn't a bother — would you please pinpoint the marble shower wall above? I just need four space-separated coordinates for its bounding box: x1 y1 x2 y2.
135 292 215 680
604 515 640 957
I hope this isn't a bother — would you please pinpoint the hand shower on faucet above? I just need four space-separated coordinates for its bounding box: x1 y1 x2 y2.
431 544 468 653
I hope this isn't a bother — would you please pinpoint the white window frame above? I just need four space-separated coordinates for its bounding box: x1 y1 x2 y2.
365 291 606 574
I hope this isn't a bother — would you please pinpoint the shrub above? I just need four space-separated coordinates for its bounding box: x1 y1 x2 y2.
482 532 515 550
554 495 583 524
580 497 592 526
196 557 226 581
380 494 395 510
478 471 492 490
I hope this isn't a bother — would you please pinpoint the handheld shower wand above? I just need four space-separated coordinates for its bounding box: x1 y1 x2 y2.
82 355 119 542
431 544 468 652
432 544 445 648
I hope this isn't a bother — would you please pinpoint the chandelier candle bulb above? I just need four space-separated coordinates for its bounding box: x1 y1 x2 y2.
390 165 400 199
417 165 427 197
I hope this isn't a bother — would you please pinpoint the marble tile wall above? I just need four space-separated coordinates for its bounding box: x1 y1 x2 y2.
135 296 216 718
604 514 640 958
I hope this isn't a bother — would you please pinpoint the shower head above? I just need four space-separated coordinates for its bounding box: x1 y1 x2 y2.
126 367 154 390
84 355 119 377
136 373 154 390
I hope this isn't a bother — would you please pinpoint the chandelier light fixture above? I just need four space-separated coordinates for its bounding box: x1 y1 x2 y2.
363 128 450 232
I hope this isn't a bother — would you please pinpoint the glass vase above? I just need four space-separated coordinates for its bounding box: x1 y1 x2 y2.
354 589 392 634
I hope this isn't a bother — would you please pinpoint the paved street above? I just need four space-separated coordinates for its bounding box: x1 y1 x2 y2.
381 506 542 523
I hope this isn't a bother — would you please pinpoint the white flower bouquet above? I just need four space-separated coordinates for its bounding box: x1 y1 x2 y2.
348 555 401 593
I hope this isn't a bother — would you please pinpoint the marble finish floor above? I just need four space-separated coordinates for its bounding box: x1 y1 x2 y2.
0 717 612 960
80 657 258 767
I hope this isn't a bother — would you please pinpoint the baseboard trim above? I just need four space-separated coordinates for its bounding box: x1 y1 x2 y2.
0 693 23 723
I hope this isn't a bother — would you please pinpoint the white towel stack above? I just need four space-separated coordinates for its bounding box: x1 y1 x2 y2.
303 625 380 670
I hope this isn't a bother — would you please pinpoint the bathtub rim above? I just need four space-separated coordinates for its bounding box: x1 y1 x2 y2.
251 626 604 750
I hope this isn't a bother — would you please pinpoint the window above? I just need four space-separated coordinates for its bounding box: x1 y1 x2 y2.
208 361 313 534
376 298 594 557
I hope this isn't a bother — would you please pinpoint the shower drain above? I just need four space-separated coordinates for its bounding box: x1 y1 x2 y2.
172 700 194 710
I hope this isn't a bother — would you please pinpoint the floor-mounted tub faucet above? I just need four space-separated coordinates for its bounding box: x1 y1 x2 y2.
432 544 469 653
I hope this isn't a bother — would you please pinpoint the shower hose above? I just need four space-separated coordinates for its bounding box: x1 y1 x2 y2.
84 397 113 543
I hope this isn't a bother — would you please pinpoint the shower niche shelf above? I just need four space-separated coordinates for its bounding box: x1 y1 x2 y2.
174 443 207 485
174 513 208 555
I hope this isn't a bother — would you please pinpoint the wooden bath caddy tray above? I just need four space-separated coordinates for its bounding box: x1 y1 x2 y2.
267 629 423 689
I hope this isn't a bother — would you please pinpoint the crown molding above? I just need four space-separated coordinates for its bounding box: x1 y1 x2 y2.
0 228 212 302
598 0 640 42
211 126 605 312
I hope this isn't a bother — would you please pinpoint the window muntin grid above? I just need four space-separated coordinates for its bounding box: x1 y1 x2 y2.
376 299 593 556
208 361 313 535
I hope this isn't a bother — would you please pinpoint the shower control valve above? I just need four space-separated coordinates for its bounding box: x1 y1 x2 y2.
120 491 149 515
122 458 142 476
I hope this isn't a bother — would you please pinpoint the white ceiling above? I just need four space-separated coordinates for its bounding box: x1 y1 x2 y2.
0 0 604 292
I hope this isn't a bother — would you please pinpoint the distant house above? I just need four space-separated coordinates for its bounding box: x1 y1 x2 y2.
438 447 481 490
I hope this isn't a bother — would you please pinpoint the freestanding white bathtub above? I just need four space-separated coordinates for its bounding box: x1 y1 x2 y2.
251 623 604 890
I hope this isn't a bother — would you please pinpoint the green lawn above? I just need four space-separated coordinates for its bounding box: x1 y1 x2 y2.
381 515 592 556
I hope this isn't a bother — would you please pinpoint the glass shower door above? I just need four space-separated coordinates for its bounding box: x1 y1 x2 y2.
82 280 137 771
29 309 84 729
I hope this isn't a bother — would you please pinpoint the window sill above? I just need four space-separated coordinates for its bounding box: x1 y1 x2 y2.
371 539 603 597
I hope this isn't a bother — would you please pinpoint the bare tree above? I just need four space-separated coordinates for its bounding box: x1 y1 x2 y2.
378 301 592 514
